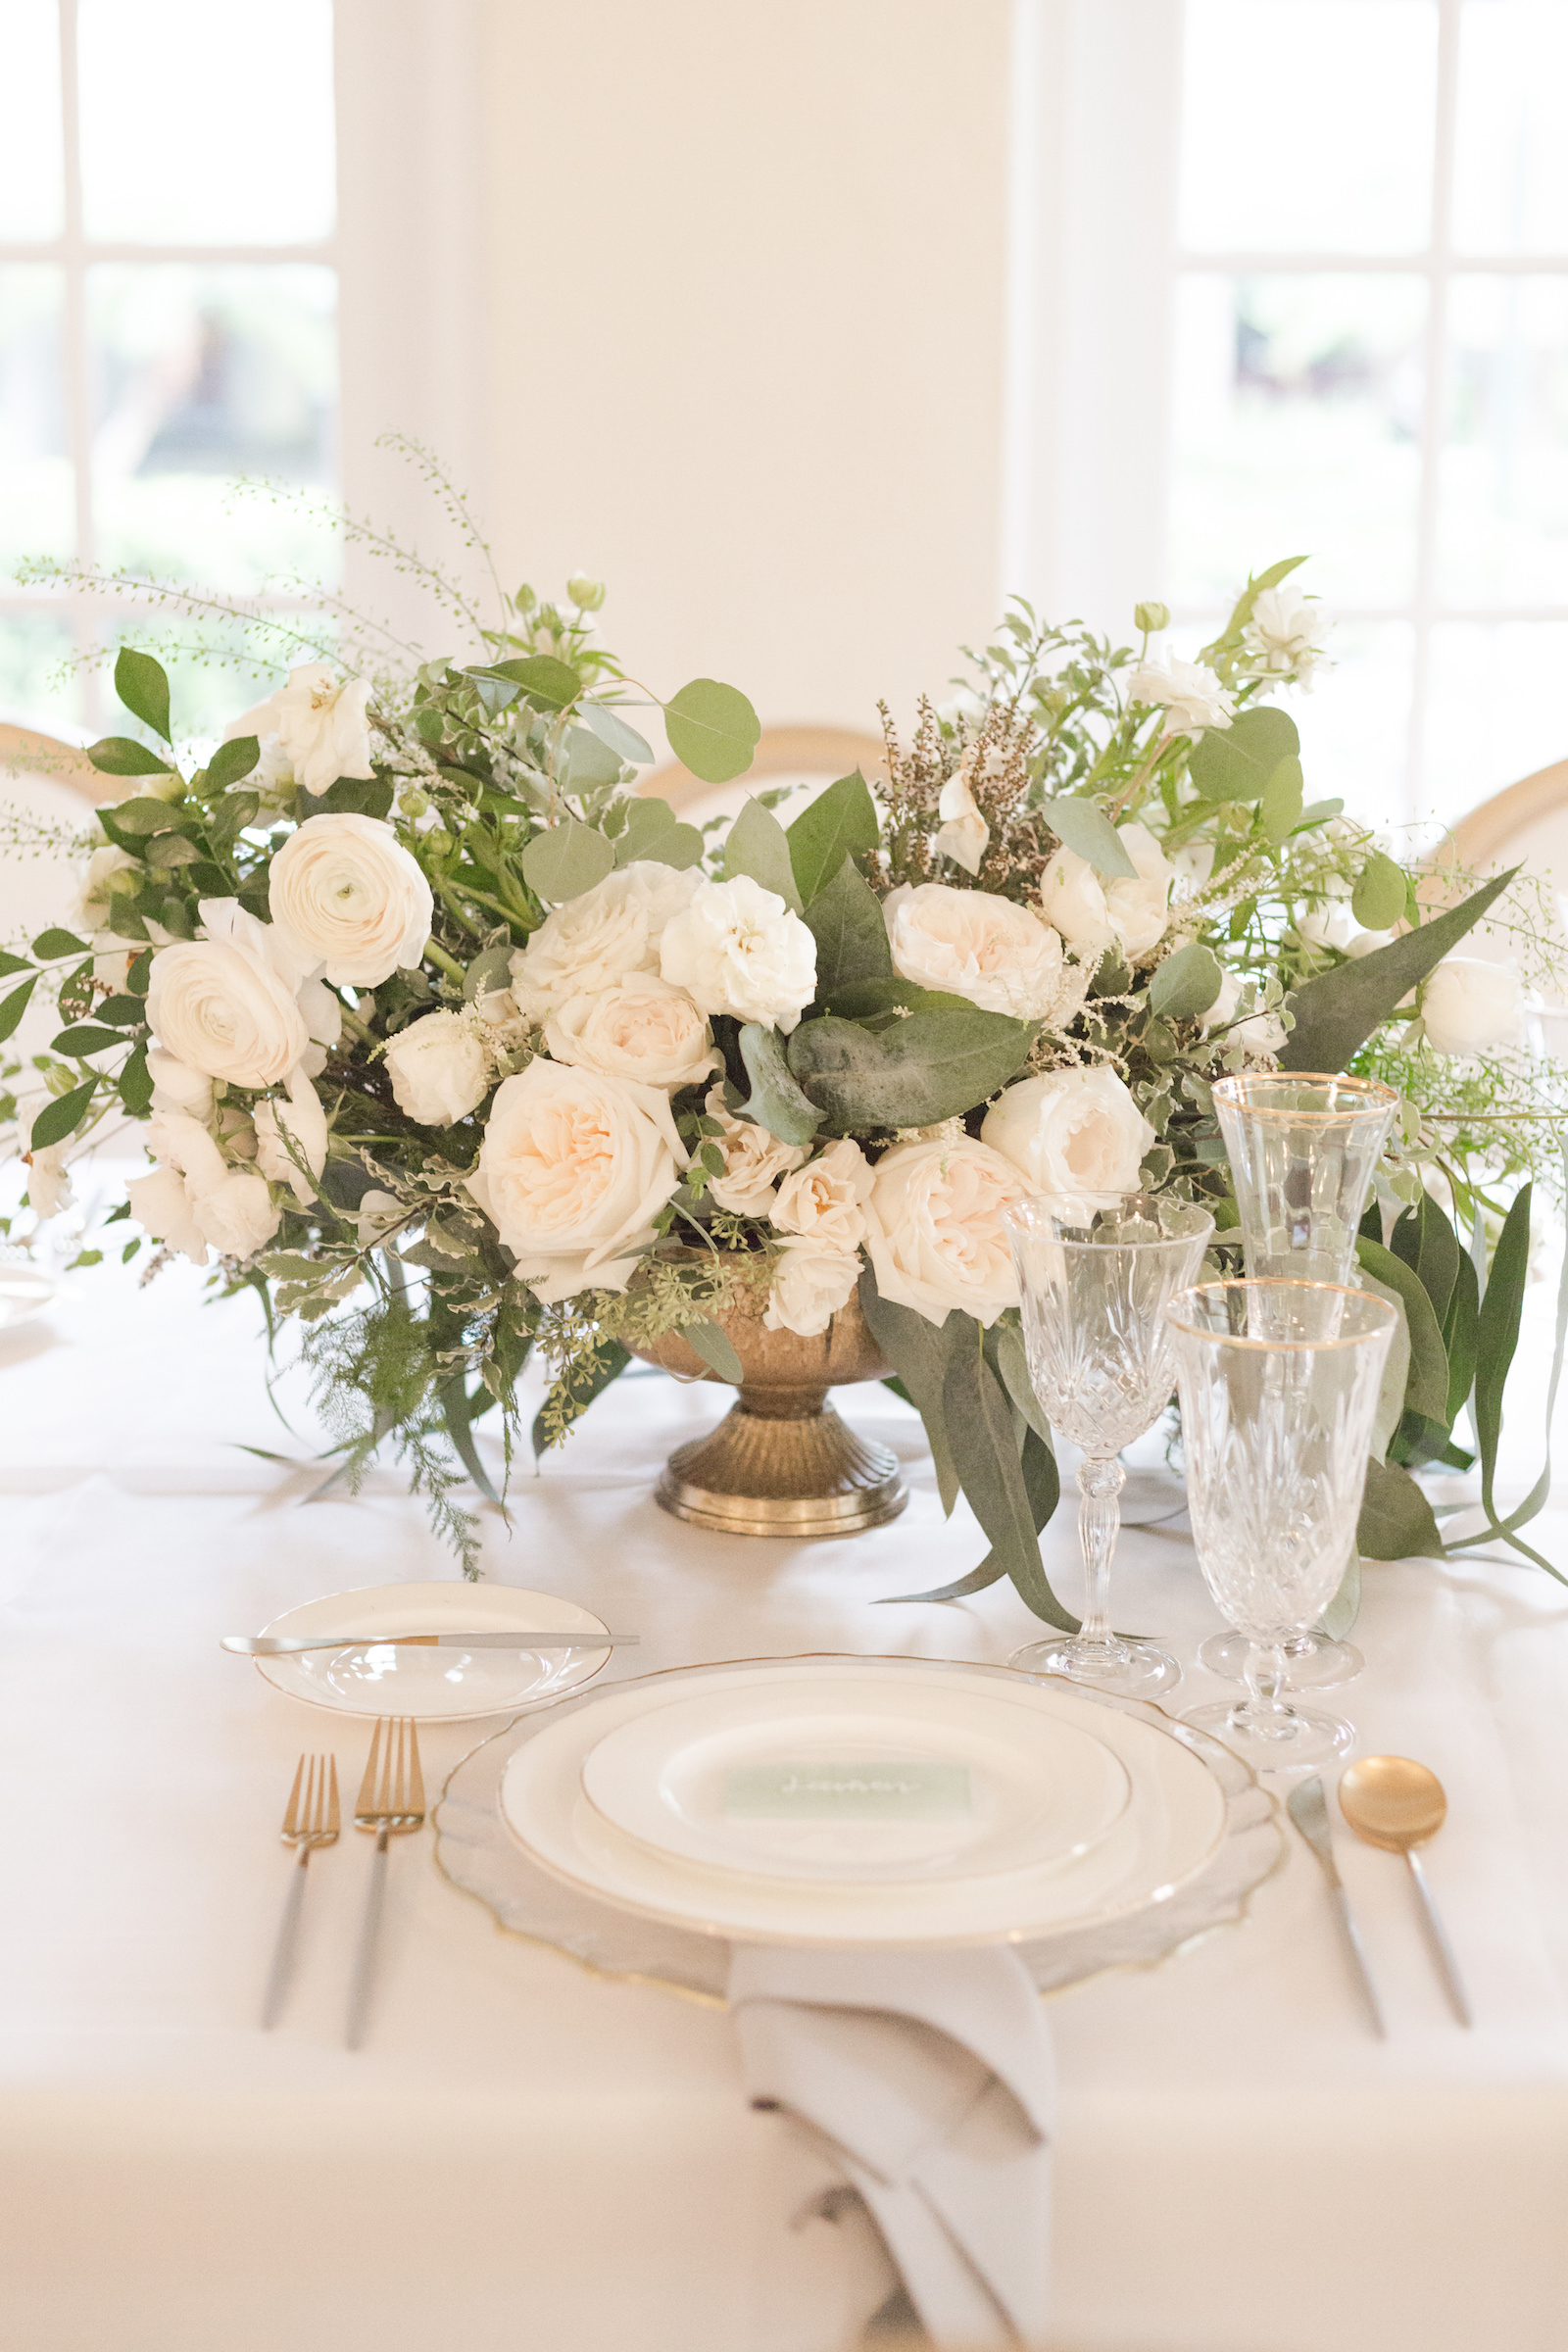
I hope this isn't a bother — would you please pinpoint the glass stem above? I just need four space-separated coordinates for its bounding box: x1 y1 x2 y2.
1076 1456 1125 1650
1243 1640 1294 1719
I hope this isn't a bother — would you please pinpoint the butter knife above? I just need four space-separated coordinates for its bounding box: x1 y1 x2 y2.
224 1630 635 1655
1288 1775 1388 2038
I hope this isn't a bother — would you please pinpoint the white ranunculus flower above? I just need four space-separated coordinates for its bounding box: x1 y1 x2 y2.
73 844 139 939
510 860 703 1021
1420 957 1523 1056
1102 822 1174 959
933 765 990 876
981 1066 1155 1212
1241 585 1332 691
253 1069 329 1204
863 1136 1029 1328
268 812 433 988
1038 845 1115 954
146 1046 215 1121
383 1010 491 1127
127 1110 280 1266
227 664 374 799
467 1058 686 1303
146 901 311 1089
762 1233 863 1338
544 975 719 1092
884 882 1085 1022
1127 657 1236 738
702 1083 809 1214
770 1137 872 1249
660 874 818 1034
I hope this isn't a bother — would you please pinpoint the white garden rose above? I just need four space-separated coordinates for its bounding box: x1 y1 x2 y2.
1102 822 1174 959
932 763 990 876
863 1136 1029 1328
1039 846 1114 953
467 1058 686 1303
1420 957 1523 1056
1241 585 1332 691
510 860 703 1021
253 1070 329 1204
702 1083 809 1214
770 1138 872 1248
268 812 433 988
981 1066 1155 1212
1126 657 1235 738
884 882 1086 1023
127 1110 280 1266
146 901 311 1089
544 975 719 1092
226 664 374 799
383 1010 491 1127
660 874 818 1033
762 1234 863 1338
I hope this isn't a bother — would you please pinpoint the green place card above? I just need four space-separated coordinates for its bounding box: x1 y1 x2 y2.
724 1761 971 1819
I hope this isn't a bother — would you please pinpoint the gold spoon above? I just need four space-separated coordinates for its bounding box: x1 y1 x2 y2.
1339 1756 1473 2028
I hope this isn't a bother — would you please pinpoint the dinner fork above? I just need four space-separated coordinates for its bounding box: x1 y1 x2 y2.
262 1753 340 2030
345 1716 425 2050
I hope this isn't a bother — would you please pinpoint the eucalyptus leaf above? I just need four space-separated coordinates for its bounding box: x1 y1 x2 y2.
1148 941 1224 1021
1390 1188 1460 1333
88 736 174 778
561 724 623 794
1351 850 1408 933
1474 1184 1531 1534
115 647 172 743
463 942 515 1001
663 678 760 784
145 832 203 868
1258 757 1303 843
580 701 656 765
819 978 972 1021
1041 798 1138 878
940 1338 1074 1628
520 817 616 904
1348 1261 1414 1463
1188 706 1300 803
787 770 879 904
857 1272 963 1517
993 1317 1051 1445
801 857 892 998
1356 1455 1446 1561
683 1318 745 1385
1279 868 1516 1072
789 1005 1034 1132
469 655 582 710
1355 1236 1450 1425
737 1022 820 1146
438 1373 508 1512
721 796 801 910
1297 798 1345 829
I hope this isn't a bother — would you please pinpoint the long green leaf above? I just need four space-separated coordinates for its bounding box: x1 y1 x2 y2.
881 1422 1058 1606
439 1374 509 1513
857 1271 962 1516
1442 1246 1480 1430
737 1021 820 1146
115 647 172 741
1356 1455 1446 1559
1390 1188 1460 1332
940 1335 1074 1628
1279 868 1517 1072
30 1079 97 1148
1456 1178 1567 1581
1355 1237 1449 1425
0 977 36 1042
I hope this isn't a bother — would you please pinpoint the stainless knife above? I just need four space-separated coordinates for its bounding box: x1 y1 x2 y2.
224 1630 635 1655
1287 1775 1388 2038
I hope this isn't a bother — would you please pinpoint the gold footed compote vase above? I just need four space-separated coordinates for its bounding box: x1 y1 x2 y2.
626 1289 906 1539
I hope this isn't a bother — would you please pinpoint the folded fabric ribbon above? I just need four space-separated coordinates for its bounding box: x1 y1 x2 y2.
728 1943 1054 2349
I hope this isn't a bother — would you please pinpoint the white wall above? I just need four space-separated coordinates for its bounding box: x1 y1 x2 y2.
474 0 1013 736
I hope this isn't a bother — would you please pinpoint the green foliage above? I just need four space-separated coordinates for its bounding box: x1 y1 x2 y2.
115 647 173 743
521 817 616 903
1149 942 1224 1021
787 770 879 904
801 858 893 999
206 734 260 791
580 700 655 764
737 1021 820 1146
1040 797 1138 878
788 1005 1035 1132
1188 705 1300 803
88 736 175 777
662 678 761 783
30 1080 97 1147
1351 851 1407 932
1279 869 1517 1071
612 796 704 869
721 796 801 909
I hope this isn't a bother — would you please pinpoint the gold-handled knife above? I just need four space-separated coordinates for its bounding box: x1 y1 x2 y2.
224 1630 636 1654
1288 1774 1388 2038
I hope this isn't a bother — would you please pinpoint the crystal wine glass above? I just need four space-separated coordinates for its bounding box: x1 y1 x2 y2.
1004 1192 1214 1696
1167 1279 1396 1768
1204 1071 1399 1690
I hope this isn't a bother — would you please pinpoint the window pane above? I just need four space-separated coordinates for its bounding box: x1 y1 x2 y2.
1423 621 1568 824
87 265 340 592
0 608 80 728
78 0 335 244
1171 274 1427 610
1454 2 1568 255
1291 621 1417 832
0 0 64 240
0 265 72 574
1437 275 1568 606
1179 1 1438 253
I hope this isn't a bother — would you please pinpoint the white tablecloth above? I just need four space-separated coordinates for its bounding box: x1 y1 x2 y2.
1 1257 1566 2352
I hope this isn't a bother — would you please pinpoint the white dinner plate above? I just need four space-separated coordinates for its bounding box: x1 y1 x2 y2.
254 1581 613 1722
0 1268 56 1330
579 1673 1132 1886
500 1657 1228 1946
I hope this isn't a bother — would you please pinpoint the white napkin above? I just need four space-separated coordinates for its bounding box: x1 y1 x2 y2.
728 1943 1054 2349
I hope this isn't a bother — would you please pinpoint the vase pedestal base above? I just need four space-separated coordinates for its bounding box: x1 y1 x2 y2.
654 1393 907 1540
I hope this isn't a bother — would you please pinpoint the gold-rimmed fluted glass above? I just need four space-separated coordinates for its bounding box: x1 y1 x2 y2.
1004 1193 1214 1696
1167 1280 1396 1769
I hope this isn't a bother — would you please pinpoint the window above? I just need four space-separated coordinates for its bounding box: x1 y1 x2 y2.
0 0 339 737
1170 0 1568 831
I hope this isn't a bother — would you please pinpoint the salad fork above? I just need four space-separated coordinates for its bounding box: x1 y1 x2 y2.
346 1717 425 2050
262 1753 339 2030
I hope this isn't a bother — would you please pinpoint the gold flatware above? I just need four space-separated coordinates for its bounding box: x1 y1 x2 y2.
223 1630 634 1655
262 1753 339 2030
1339 1755 1473 2028
345 1717 425 2051
1286 1774 1387 2037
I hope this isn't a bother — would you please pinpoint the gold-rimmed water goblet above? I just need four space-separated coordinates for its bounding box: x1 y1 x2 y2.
1004 1190 1214 1696
1202 1071 1400 1692
1167 1278 1396 1769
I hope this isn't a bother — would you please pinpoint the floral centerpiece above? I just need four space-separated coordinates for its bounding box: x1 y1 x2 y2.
6 547 1563 1619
